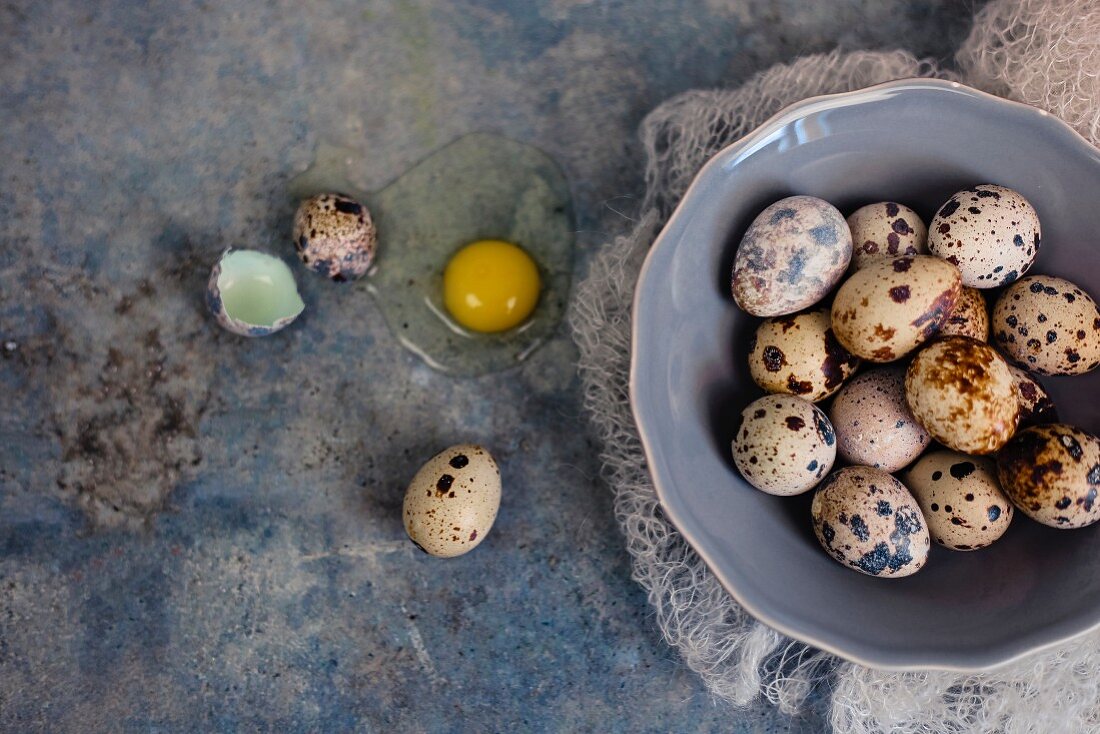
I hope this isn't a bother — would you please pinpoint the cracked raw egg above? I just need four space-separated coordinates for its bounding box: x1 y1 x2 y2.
289 134 573 375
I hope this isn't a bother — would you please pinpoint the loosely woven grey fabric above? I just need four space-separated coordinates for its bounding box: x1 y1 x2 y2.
571 2 1100 731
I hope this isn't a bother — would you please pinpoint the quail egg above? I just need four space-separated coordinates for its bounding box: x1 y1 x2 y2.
732 394 836 496
831 255 962 362
206 249 305 337
905 336 1019 454
747 309 860 402
731 196 853 317
904 451 1013 550
828 368 931 472
996 424 1100 529
1007 365 1058 428
403 444 501 557
991 274 1100 376
811 466 930 578
847 202 928 270
938 287 989 341
927 184 1040 288
293 193 377 282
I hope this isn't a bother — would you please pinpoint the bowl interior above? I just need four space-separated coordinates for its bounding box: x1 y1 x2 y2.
631 80 1100 670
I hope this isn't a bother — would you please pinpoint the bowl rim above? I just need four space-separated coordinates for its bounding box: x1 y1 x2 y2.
628 77 1100 672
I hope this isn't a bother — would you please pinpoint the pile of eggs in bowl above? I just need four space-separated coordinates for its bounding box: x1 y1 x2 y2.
729 187 1100 578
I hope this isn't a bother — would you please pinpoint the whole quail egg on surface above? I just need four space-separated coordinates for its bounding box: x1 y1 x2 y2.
810 466 930 578
731 196 853 317
403 444 501 557
939 287 989 341
904 451 1013 551
992 274 1100 376
733 394 836 496
847 202 927 270
831 255 962 362
293 192 377 282
828 368 931 472
927 184 1040 288
747 309 860 402
1007 365 1058 427
997 424 1100 529
905 336 1019 454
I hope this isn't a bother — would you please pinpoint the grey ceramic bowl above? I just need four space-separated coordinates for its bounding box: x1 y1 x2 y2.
631 79 1100 671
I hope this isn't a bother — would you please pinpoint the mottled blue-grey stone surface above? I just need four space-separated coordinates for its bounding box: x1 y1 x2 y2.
0 2 976 731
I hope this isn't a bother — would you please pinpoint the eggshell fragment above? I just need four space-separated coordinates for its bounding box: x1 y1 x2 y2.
811 466 929 578
991 275 1100 376
732 394 836 496
731 196 853 317
904 451 1013 550
293 193 377 282
403 444 501 557
747 309 860 402
939 287 989 341
847 202 927 270
997 425 1100 529
928 184 1040 288
828 368 931 472
905 336 1019 455
206 249 305 337
831 255 962 362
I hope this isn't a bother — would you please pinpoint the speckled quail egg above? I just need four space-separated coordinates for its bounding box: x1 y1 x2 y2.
831 255 962 362
403 444 501 557
927 184 1040 288
905 336 1019 454
847 202 927 270
732 196 853 317
206 249 305 337
810 466 929 578
904 451 1013 551
292 193 377 282
938 287 989 341
1007 365 1058 428
732 394 836 496
997 424 1100 529
828 368 931 472
747 309 860 402
991 275 1100 376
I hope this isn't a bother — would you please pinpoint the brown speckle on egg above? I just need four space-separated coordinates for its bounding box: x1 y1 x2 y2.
905 451 1012 550
733 395 836 496
847 202 927 270
992 275 1100 376
748 309 860 402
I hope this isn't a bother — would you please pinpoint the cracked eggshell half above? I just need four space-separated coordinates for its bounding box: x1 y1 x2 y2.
206 249 305 337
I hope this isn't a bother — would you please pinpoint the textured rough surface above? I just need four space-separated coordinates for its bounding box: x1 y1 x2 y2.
0 0 978 731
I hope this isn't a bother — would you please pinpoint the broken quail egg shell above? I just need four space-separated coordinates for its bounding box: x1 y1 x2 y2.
206 249 305 337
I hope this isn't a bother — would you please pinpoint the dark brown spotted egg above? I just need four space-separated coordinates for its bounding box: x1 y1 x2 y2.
810 466 929 578
938 287 989 341
991 275 1100 376
831 255 962 362
904 451 1013 551
292 193 378 282
731 196 853 317
747 309 860 402
732 394 836 496
996 424 1100 529
1007 365 1058 428
927 184 1040 288
905 336 1019 455
403 444 500 557
847 202 927 270
828 368 931 472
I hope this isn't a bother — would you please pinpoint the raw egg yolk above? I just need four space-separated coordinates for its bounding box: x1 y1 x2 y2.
443 239 541 333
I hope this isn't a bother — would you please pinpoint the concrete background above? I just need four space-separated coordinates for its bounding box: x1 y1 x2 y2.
0 1 978 731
